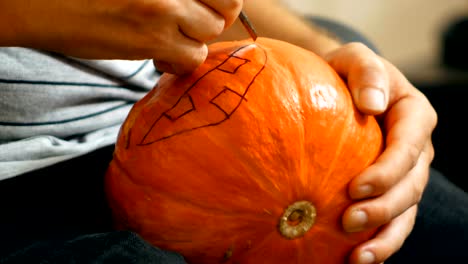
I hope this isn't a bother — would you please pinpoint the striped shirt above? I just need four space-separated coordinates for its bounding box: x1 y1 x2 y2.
0 47 161 180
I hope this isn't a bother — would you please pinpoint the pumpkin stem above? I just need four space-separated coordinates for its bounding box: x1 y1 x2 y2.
278 201 316 239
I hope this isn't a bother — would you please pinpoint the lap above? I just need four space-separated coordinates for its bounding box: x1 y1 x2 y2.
1 148 467 262
387 168 468 263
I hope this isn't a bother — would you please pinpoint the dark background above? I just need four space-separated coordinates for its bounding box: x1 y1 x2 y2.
409 16 468 193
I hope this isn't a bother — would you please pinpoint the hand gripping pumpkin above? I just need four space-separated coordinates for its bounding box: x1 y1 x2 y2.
105 38 384 264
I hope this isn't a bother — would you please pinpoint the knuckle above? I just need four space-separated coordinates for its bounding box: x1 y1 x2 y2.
345 42 375 57
209 19 226 39
141 30 171 54
425 97 438 125
417 93 438 128
369 169 394 193
413 90 438 130
381 207 393 223
411 179 425 203
376 243 403 263
348 56 386 86
356 55 385 74
221 0 243 27
401 140 421 170
431 107 438 127
188 44 209 69
197 44 209 62
425 142 435 162
165 44 208 75
227 0 243 11
388 134 430 177
131 0 174 18
374 204 393 224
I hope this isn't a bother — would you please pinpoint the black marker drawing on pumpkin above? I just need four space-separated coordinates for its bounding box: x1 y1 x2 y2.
137 44 267 146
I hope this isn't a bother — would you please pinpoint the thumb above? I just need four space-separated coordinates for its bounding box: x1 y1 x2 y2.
326 42 390 115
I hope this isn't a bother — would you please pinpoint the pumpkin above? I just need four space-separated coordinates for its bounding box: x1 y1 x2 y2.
105 37 384 264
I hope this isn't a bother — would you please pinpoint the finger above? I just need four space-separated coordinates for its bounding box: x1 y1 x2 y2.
153 61 174 74
343 145 430 232
348 206 417 264
199 0 243 28
178 1 225 42
348 94 437 199
155 38 208 75
326 42 390 115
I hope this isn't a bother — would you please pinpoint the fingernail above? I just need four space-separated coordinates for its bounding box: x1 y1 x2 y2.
355 184 374 198
358 250 376 264
345 209 368 232
359 87 385 112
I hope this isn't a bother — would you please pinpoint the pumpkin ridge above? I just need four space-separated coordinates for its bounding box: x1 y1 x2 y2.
108 161 283 252
300 70 359 209
213 138 291 206
112 153 283 220
316 107 355 209
105 37 384 264
234 230 286 263
190 44 293 205
137 43 267 146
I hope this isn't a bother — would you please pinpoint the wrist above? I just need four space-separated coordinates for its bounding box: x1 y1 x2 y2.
299 24 342 57
0 1 68 51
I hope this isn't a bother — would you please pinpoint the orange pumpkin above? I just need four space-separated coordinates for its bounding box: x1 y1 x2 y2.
105 37 384 264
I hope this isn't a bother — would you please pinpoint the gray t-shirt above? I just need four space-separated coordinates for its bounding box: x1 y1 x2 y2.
0 48 161 180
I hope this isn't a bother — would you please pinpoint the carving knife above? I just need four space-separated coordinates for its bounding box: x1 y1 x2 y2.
238 11 258 41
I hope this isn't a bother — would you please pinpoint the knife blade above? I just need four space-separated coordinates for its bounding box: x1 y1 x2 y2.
238 11 258 41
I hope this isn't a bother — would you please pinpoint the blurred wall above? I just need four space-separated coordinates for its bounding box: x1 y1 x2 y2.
281 1 468 191
281 0 468 68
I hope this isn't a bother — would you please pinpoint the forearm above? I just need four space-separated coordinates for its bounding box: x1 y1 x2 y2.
0 2 26 46
0 1 82 49
216 0 341 56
